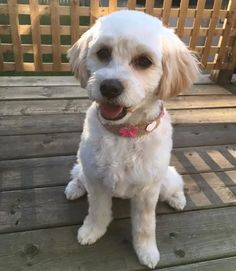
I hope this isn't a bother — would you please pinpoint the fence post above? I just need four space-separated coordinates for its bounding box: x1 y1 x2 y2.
211 0 236 84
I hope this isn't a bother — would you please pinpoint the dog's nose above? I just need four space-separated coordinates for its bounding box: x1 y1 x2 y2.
100 79 124 98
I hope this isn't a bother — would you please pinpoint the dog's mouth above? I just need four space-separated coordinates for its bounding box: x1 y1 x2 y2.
99 103 128 121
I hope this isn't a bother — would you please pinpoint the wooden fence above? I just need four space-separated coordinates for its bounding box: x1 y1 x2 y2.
0 0 235 80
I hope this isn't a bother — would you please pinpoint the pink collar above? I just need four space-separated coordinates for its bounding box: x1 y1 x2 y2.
98 104 165 138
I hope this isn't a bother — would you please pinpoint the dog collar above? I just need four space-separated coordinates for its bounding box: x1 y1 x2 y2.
98 104 165 138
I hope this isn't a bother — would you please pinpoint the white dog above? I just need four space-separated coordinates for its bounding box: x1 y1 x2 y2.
65 10 199 269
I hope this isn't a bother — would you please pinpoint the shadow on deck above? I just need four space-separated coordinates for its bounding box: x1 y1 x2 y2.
0 75 236 271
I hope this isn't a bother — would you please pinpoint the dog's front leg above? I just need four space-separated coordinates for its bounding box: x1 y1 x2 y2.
131 183 161 269
77 185 112 245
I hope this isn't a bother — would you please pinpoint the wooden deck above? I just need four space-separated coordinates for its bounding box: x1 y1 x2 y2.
0 76 236 271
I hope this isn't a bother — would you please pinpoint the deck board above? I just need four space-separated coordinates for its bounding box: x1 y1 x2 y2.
1 207 236 270
0 144 235 191
1 124 236 160
160 257 236 271
1 170 236 234
0 76 236 270
0 85 232 101
0 74 220 87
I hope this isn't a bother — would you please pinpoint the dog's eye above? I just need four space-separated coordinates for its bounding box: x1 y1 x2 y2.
96 47 111 62
133 55 152 69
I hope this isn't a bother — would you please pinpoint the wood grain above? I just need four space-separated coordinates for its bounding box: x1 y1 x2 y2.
176 0 189 37
0 144 235 191
0 75 225 87
0 114 85 136
201 0 222 67
160 257 236 271
0 86 87 100
29 0 42 71
189 0 206 50
1 124 236 160
50 0 61 71
170 108 236 123
1 174 236 233
1 207 236 270
7 0 23 71
0 99 91 116
1 1 235 71
0 85 232 100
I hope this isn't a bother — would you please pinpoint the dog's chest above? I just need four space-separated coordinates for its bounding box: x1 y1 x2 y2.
80 106 172 197
91 134 169 197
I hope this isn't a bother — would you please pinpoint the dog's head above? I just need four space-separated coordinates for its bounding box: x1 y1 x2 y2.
68 10 199 123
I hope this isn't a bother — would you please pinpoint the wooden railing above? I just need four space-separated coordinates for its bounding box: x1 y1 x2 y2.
0 0 235 81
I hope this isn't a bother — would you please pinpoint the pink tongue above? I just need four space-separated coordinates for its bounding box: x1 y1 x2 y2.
100 103 123 120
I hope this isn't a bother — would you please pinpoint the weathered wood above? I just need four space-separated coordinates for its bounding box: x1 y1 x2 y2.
127 0 136 10
173 124 236 148
0 76 80 87
189 0 206 50
0 75 235 271
201 0 222 67
7 0 23 71
145 0 154 15
1 101 236 123
0 155 75 191
0 170 236 232
70 0 80 44
1 108 235 137
162 0 172 26
0 132 81 160
1 124 235 160
0 1 235 72
90 0 100 24
0 86 87 100
1 84 232 101
0 85 232 100
0 99 91 116
160 256 236 271
176 0 189 38
0 114 85 136
170 108 236 123
211 69 235 85
1 207 236 270
29 0 42 71
0 74 219 87
215 1 236 70
166 95 236 109
1 169 236 233
0 144 235 191
50 0 61 71
172 144 236 174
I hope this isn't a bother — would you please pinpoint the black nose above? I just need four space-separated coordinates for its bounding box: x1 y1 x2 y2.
100 79 124 98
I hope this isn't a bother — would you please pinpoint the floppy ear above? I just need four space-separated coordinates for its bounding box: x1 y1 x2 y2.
157 30 199 100
67 29 93 87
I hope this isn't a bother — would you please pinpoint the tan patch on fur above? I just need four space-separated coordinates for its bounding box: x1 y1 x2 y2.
157 37 199 100
67 30 92 87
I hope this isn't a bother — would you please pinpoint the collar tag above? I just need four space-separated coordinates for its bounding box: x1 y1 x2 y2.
146 120 157 132
119 126 138 137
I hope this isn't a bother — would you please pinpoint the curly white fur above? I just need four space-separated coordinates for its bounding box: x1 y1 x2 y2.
65 10 199 269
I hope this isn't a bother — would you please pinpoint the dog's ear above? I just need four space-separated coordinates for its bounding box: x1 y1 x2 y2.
67 29 93 88
157 30 199 100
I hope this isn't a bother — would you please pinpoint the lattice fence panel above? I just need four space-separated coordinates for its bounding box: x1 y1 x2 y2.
0 0 235 72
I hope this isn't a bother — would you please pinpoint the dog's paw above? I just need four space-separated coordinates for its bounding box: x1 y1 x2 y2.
136 246 160 269
167 191 186 210
64 180 86 200
77 224 106 245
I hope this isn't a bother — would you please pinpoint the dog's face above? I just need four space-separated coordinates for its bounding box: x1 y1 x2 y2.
68 11 199 123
